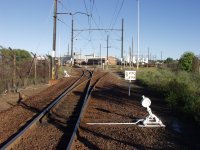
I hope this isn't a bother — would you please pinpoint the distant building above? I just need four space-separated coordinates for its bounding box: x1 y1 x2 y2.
87 57 106 65
60 55 71 65
87 56 118 65
108 56 118 65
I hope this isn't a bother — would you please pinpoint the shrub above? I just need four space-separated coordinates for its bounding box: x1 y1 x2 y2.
137 68 200 124
178 52 195 72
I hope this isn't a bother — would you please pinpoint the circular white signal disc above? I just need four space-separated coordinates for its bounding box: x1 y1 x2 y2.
141 98 151 108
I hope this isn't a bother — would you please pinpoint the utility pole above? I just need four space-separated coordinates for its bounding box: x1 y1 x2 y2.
137 0 140 69
67 43 69 55
129 46 131 67
52 0 57 79
132 36 134 67
161 51 162 61
121 18 124 62
107 35 109 67
100 44 102 68
80 49 81 59
147 47 149 67
71 18 74 66
150 53 151 62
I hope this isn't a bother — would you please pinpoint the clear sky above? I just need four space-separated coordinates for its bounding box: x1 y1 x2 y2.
0 0 200 60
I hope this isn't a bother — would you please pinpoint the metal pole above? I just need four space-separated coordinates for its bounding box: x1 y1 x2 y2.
67 43 69 55
132 36 134 67
107 35 109 68
71 18 74 66
147 47 149 67
100 44 102 68
121 18 124 63
34 56 37 84
122 19 124 70
137 0 140 69
52 0 57 79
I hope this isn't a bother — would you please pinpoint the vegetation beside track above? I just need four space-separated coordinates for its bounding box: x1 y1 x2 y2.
137 68 200 124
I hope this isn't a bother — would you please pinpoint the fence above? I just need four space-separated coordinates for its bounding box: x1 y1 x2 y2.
0 50 51 94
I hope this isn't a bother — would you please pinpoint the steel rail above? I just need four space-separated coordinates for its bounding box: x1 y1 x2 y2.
0 69 86 150
66 72 108 150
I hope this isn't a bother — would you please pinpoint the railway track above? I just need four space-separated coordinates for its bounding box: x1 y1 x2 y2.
0 69 82 145
0 69 107 149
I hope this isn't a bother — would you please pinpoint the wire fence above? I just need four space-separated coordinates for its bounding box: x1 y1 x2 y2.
0 52 51 94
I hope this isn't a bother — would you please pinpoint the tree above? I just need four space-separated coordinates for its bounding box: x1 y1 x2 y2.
165 57 174 63
178 52 195 72
0 48 32 62
15 49 32 62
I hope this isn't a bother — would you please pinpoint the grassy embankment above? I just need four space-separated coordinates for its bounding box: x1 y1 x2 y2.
136 68 200 124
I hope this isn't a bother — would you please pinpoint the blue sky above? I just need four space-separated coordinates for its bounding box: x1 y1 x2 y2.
0 0 200 60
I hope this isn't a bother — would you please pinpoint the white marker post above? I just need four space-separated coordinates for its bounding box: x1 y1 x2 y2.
125 70 136 96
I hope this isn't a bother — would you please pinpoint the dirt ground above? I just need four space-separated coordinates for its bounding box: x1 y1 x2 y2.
0 84 50 112
72 70 200 149
0 69 81 145
0 68 200 149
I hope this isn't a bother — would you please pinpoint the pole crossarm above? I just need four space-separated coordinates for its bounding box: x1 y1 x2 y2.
73 28 122 32
57 12 90 17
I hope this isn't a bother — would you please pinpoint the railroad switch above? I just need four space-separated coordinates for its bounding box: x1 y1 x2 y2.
87 95 165 128
139 95 165 127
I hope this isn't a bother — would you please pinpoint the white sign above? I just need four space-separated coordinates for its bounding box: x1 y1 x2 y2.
52 51 55 57
125 71 136 81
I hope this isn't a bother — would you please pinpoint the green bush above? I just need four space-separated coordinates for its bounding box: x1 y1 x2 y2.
178 52 195 72
137 68 200 123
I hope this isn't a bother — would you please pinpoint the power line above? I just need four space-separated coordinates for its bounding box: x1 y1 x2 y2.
83 0 89 14
57 17 70 27
58 0 71 12
109 0 120 29
93 2 105 29
111 0 125 30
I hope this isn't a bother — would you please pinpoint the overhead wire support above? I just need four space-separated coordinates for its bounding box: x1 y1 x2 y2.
57 12 90 16
73 28 121 32
56 11 90 66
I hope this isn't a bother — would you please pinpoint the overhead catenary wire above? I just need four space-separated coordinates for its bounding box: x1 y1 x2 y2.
109 0 120 29
55 0 124 58
57 17 70 27
111 0 124 30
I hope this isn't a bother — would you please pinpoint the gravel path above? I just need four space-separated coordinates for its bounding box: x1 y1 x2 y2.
72 71 200 149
